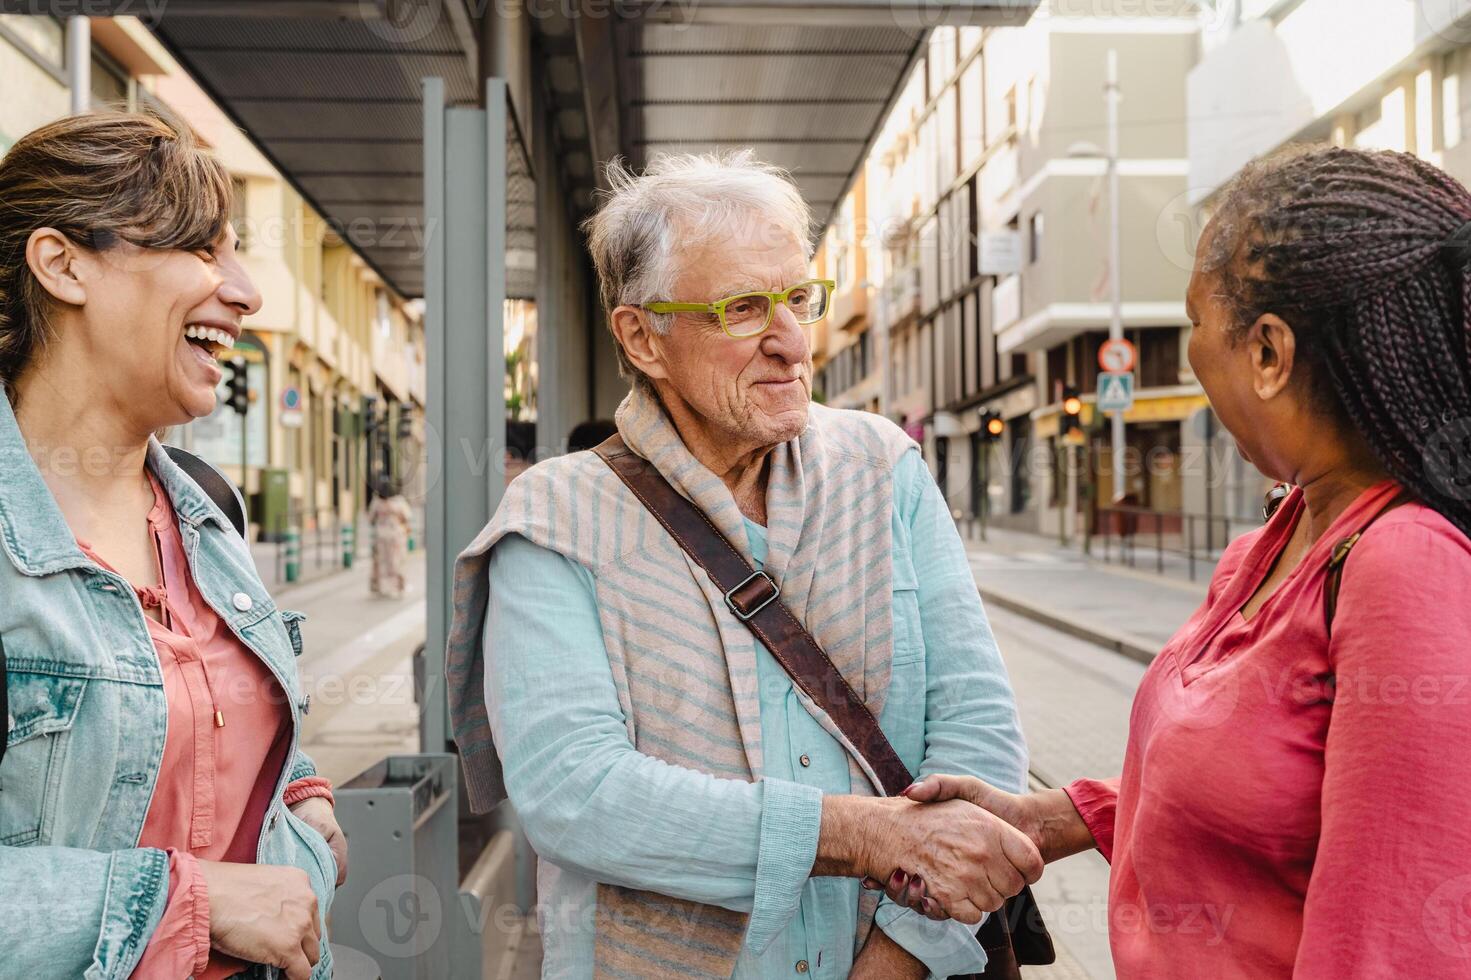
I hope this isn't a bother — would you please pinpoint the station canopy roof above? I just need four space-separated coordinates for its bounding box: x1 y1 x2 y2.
31 0 1039 299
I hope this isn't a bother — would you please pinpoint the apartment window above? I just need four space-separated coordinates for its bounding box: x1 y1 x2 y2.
938 87 958 188
1046 345 1068 398
0 14 63 72
959 26 982 59
960 58 984 175
90 51 129 109
1137 328 1182 388
1028 211 1044 265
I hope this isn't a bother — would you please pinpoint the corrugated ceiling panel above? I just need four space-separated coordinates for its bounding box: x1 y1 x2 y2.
297 174 422 203
160 13 470 54
633 141 869 174
184 51 475 101
632 53 909 103
234 102 425 142
638 102 883 142
271 140 422 175
633 24 916 54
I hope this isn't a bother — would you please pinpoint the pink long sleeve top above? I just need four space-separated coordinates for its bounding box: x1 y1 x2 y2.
77 472 331 979
1065 481 1471 978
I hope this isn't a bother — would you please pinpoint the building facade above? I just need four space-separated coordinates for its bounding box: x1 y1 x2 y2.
1185 0 1471 531
0 14 427 544
822 3 1250 543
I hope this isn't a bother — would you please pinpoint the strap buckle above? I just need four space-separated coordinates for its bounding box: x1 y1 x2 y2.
1329 531 1362 569
724 570 780 622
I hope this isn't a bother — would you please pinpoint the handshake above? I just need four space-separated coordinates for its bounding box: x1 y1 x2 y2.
816 773 1073 924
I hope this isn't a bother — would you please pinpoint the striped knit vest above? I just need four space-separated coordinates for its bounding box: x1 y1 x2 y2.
446 384 917 977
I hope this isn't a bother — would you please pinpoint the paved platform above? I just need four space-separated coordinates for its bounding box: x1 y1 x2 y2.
966 526 1211 664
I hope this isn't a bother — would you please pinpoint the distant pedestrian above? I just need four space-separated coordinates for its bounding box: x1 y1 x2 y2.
503 418 536 484
897 144 1471 977
368 477 413 598
566 417 616 453
0 110 340 979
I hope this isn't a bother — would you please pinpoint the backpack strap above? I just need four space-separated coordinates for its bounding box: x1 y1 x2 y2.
1323 488 1412 636
164 445 248 539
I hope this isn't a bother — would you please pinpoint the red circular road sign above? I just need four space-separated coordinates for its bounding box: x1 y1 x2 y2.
1099 338 1137 374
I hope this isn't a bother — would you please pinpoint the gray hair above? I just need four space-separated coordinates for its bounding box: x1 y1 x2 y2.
581 150 815 385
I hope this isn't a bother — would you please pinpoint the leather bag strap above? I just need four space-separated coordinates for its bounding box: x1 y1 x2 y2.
593 434 1053 978
1323 488 1411 636
593 434 913 795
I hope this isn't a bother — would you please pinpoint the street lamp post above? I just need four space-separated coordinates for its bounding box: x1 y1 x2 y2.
1105 49 1125 505
1067 48 1127 505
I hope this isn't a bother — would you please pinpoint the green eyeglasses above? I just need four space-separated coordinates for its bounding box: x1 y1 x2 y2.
644 278 837 338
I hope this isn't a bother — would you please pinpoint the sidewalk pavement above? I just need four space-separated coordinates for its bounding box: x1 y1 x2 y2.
965 525 1214 664
270 549 428 785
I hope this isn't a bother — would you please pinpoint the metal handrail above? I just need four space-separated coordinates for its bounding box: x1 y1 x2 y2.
1092 504 1260 582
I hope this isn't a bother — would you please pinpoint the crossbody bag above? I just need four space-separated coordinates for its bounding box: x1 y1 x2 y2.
594 434 1054 980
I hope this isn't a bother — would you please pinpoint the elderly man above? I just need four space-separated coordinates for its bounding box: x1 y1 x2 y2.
446 152 1039 979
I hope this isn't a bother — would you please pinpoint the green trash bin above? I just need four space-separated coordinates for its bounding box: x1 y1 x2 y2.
260 468 290 543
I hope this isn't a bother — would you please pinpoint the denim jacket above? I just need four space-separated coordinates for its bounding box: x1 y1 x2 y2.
0 393 335 980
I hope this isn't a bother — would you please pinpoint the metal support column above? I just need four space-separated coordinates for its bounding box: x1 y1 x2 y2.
421 77 507 766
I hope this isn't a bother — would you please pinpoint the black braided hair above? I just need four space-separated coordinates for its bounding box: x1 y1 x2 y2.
1203 144 1471 539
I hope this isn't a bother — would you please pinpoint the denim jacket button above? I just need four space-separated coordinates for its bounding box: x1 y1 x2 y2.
232 592 253 612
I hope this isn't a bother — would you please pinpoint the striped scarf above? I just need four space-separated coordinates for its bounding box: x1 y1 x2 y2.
445 383 915 976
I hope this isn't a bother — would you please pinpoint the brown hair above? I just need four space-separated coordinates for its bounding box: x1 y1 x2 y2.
0 109 233 390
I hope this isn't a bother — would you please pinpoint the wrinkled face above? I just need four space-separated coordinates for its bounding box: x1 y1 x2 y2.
77 225 260 428
1186 224 1264 468
647 220 813 449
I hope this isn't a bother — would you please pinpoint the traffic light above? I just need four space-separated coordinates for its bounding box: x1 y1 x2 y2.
224 358 249 416
1060 384 1083 435
396 405 413 441
979 410 1006 443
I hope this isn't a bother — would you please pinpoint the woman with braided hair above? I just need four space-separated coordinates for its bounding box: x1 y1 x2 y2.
887 144 1471 977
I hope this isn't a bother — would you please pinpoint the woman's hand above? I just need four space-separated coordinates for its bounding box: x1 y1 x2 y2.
290 797 348 886
199 861 322 980
876 774 1097 916
817 795 1043 925
904 774 1096 864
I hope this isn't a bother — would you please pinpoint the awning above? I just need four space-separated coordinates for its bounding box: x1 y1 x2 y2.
23 0 1038 299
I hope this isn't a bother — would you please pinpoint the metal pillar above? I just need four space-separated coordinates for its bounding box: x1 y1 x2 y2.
421 77 507 762
66 17 89 114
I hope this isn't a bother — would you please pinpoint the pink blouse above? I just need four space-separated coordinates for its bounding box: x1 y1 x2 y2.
77 472 331 979
1065 481 1471 978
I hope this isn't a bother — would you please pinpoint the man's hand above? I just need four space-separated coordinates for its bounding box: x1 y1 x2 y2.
814 795 1042 925
290 797 349 886
904 774 1095 865
850 925 927 980
200 861 322 980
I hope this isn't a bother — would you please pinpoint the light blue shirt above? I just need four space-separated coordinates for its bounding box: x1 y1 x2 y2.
484 449 1028 978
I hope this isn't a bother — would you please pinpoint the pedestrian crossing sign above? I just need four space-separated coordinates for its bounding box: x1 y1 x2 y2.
1098 371 1135 412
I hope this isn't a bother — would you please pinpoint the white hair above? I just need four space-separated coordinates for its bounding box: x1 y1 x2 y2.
581 150 815 384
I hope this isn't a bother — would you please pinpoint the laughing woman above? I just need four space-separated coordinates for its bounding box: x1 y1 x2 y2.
0 112 343 978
